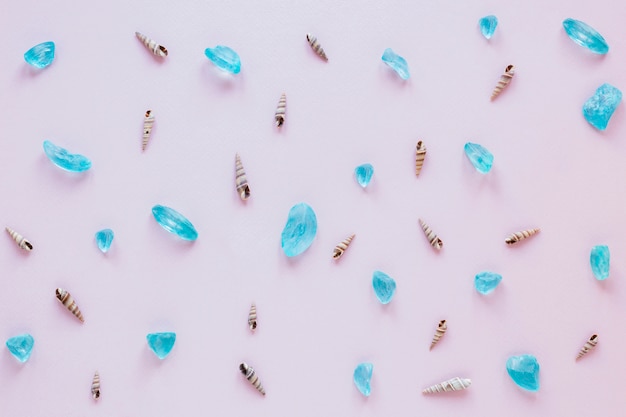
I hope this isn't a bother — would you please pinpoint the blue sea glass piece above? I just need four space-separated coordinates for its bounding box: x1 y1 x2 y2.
24 42 55 68
381 48 410 80
353 362 373 396
95 229 114 253
479 15 498 39
281 203 317 257
582 84 622 131
590 245 610 280
43 140 92 172
563 19 609 54
372 271 396 304
6 334 34 363
464 142 494 174
204 46 241 74
146 332 176 359
355 164 374 188
474 271 502 294
152 205 198 241
506 354 540 392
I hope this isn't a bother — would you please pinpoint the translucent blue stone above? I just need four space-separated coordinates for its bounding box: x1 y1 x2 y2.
204 46 241 74
563 19 609 54
146 332 176 359
43 140 92 172
355 163 374 188
95 229 114 253
281 203 317 257
474 271 502 294
590 245 610 280
479 15 498 39
24 42 55 68
372 271 396 304
6 334 34 363
381 48 410 80
582 84 622 131
152 205 198 241
464 142 494 174
506 354 540 392
353 362 373 397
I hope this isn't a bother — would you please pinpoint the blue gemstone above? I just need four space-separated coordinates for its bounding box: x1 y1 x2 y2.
353 362 373 396
474 271 502 295
464 142 494 174
43 140 92 172
372 271 396 304
355 164 374 188
506 354 540 392
95 229 114 253
563 19 609 54
6 334 34 363
381 48 410 80
590 245 610 280
204 46 241 74
582 84 622 131
152 205 198 241
281 203 318 257
24 42 55 68
146 332 176 359
479 15 498 39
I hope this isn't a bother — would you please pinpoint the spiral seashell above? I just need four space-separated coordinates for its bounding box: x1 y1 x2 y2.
275 93 286 127
332 234 355 260
55 288 85 323
419 218 443 250
306 34 328 61
415 141 427 177
235 153 251 200
91 371 101 400
422 377 471 394
491 65 515 100
430 319 447 350
248 303 257 331
135 32 168 57
576 334 598 360
5 227 33 251
505 228 540 245
239 362 266 395
142 110 155 151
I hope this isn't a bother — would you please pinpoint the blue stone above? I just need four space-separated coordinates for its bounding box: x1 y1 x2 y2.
372 271 396 304
24 42 55 68
353 362 373 397
146 332 176 359
355 163 374 188
43 140 92 172
582 84 622 131
95 229 114 253
204 46 241 74
464 142 494 174
590 245 610 280
6 334 34 363
281 203 317 257
479 15 498 39
563 18 609 54
474 271 502 294
381 48 410 80
152 205 198 241
506 354 540 392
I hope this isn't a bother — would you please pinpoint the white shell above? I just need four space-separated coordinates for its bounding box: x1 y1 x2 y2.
235 153 251 200
430 319 447 350
505 228 540 245
91 371 101 400
491 65 515 100
332 234 355 260
306 34 328 61
422 377 471 394
6 227 33 251
576 334 598 360
419 218 443 250
142 110 155 151
248 303 257 331
135 32 168 57
240 362 266 395
275 93 286 127
415 141 427 176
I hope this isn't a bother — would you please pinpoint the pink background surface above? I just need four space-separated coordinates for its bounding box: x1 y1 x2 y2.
1 0 626 415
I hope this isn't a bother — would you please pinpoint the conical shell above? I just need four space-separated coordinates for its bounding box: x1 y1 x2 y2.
275 93 286 127
306 33 328 61
239 362 266 395
5 227 33 251
415 141 427 177
248 303 257 331
55 288 85 323
135 32 168 57
422 377 471 394
235 153 251 200
576 334 598 360
491 65 515 100
332 234 355 260
91 371 101 400
419 218 443 250
430 320 447 350
505 228 540 245
142 110 155 151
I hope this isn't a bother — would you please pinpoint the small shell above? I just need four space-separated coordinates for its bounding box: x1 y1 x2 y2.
306 34 328 61
248 303 257 331
275 93 286 127
430 319 447 350
422 377 471 394
505 228 540 245
91 371 101 400
239 362 266 395
419 218 443 250
55 288 85 323
415 141 427 176
332 234 355 260
491 65 515 100
235 153 251 200
576 334 598 360
6 227 33 251
135 32 168 57
142 110 155 151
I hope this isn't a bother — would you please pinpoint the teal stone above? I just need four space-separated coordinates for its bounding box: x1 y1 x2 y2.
146 332 176 359
24 41 55 68
281 203 317 257
582 84 622 131
152 205 198 241
6 334 34 363
43 140 92 172
372 271 396 304
381 48 410 80
95 229 114 253
474 271 502 294
563 19 609 54
355 164 374 188
204 46 241 74
479 15 498 39
464 142 494 174
353 362 373 397
506 354 540 392
590 245 610 280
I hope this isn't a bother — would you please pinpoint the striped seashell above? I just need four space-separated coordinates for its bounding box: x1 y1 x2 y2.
135 32 168 57
91 371 101 400
505 228 540 245
275 93 286 127
491 64 515 100
142 110 155 151
306 33 328 61
239 362 266 395
576 334 598 360
235 153 251 200
422 377 471 394
430 319 447 350
6 227 33 251
415 140 427 176
248 303 257 331
419 218 443 250
332 234 355 260
55 288 85 323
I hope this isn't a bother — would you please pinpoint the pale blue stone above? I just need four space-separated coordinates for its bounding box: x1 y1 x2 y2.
6 334 34 363
95 229 114 253
372 271 396 304
152 205 198 241
355 164 374 188
24 42 55 68
43 140 92 172
590 245 610 280
563 19 609 54
474 271 502 294
204 46 241 74
382 48 410 80
146 332 176 359
506 354 540 392
464 142 494 174
479 15 498 39
281 203 317 257
353 362 373 396
582 84 622 131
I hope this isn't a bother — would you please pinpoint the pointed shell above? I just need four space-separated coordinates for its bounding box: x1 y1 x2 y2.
6 227 33 251
430 319 447 350
248 303 257 331
275 93 286 127
135 32 168 57
505 228 540 245
142 110 155 151
576 334 598 360
491 65 515 100
415 141 427 176
55 288 85 323
332 234 355 260
306 33 328 61
419 218 443 250
235 153 251 200
422 377 471 394
91 371 101 400
239 362 266 395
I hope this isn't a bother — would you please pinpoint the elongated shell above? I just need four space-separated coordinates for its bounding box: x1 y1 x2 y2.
275 93 286 127
505 228 540 245
142 110 155 151
422 377 471 394
91 371 101 400
235 153 251 200
248 303 257 331
576 334 598 360
306 34 328 61
415 141 427 176
419 218 443 250
239 362 266 395
332 234 355 260
491 65 515 100
135 32 168 57
55 288 85 323
6 227 33 251
430 319 447 350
